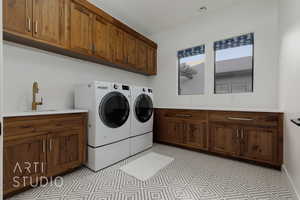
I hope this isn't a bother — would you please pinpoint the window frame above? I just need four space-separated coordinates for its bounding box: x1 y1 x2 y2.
213 34 255 94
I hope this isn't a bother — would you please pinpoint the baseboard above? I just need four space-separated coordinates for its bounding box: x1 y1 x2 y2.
282 164 300 200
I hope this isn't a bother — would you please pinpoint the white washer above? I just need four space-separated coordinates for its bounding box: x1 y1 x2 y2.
130 86 154 155
75 81 131 171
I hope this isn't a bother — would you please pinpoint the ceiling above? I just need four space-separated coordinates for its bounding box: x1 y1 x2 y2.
89 0 243 36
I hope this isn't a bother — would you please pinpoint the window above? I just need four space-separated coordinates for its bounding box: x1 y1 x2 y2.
178 45 205 95
214 33 254 94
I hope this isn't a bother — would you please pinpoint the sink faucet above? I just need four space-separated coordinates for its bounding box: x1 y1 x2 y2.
32 81 43 111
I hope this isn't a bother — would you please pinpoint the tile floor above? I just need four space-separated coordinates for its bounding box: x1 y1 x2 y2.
8 144 297 200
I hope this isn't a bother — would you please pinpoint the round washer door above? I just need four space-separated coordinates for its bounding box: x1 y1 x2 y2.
135 94 153 123
99 91 130 128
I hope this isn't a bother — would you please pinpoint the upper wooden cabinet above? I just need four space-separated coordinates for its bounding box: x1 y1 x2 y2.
111 26 125 65
3 0 157 75
147 46 157 75
136 40 148 71
4 0 67 46
32 0 65 45
124 32 137 66
3 0 32 36
93 15 111 61
70 0 93 54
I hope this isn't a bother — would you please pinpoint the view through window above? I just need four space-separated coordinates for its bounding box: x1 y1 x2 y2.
214 33 254 94
178 45 205 95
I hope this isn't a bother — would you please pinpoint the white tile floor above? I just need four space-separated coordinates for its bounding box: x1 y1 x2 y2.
8 144 297 200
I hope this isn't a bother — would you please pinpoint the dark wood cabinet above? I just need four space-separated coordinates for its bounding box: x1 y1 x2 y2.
210 123 240 156
183 120 208 150
241 127 277 163
3 0 32 37
154 108 283 168
3 113 87 197
4 135 47 194
92 15 111 61
70 0 93 54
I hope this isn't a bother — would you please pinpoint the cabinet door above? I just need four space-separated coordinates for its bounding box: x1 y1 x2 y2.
70 1 93 54
166 119 184 145
183 121 207 150
4 136 46 194
3 0 32 36
32 0 64 45
46 129 83 177
136 40 148 71
210 123 240 156
93 15 111 61
111 26 125 64
147 46 157 75
157 118 183 145
241 127 277 163
124 32 137 66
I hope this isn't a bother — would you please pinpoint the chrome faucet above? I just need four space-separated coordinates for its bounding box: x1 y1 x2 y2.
32 81 43 111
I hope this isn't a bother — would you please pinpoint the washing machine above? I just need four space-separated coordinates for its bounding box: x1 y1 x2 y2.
75 81 131 171
130 86 154 155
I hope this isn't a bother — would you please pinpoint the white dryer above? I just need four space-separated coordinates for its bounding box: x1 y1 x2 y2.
130 86 154 155
75 81 131 171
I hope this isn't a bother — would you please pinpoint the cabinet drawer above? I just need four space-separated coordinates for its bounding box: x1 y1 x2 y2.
164 110 208 121
208 111 280 127
4 114 85 138
50 117 84 130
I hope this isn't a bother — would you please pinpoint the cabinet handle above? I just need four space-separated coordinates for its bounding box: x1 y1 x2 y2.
236 128 239 139
42 140 46 153
241 129 244 140
27 17 31 32
34 21 38 34
49 139 53 152
175 114 192 118
228 117 253 121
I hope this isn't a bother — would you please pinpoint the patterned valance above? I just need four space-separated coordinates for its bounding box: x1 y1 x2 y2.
177 45 205 59
214 33 254 51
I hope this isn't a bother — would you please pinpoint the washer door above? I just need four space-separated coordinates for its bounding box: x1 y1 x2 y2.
99 92 130 128
135 94 153 123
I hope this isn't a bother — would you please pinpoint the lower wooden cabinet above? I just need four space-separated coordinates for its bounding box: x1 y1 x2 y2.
241 127 277 163
210 123 240 156
154 109 283 168
46 129 84 177
3 113 87 197
183 121 208 150
4 135 47 194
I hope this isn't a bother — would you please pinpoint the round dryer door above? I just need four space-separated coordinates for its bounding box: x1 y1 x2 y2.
99 92 130 128
135 94 153 123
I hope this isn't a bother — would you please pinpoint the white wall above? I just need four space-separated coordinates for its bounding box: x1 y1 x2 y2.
150 0 279 110
279 0 300 197
3 42 150 112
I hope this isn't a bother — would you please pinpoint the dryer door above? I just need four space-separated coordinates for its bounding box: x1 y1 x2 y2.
99 92 130 128
134 94 153 123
